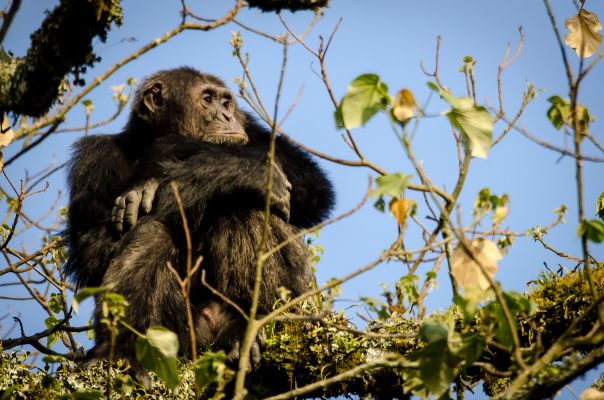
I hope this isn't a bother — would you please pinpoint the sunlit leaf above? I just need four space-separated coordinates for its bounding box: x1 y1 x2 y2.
581 387 604 400
392 88 417 124
492 206 508 224
135 326 179 391
565 9 602 58
430 87 493 158
72 287 108 314
451 238 502 291
373 173 412 198
146 326 179 358
447 99 493 158
335 74 390 130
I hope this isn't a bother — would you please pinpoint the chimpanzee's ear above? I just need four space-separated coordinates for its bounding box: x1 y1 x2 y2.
140 82 164 121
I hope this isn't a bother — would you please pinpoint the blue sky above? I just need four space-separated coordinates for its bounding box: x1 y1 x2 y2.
3 0 603 397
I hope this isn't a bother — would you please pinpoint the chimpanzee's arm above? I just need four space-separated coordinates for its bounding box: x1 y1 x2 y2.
65 134 133 287
245 120 335 228
148 137 291 233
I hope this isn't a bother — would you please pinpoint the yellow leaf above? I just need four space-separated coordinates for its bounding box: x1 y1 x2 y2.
565 9 602 58
492 206 508 224
451 238 502 291
581 388 604 400
389 198 415 225
111 84 126 93
392 88 417 123
0 114 14 148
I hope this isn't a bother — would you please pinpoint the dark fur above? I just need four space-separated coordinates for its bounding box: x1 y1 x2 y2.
64 67 334 380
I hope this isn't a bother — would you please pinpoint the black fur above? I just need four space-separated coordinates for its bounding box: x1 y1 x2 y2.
64 67 334 380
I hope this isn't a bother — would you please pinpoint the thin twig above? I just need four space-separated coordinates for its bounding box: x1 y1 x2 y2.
0 0 20 44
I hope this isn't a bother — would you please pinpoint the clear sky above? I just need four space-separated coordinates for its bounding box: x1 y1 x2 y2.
3 1 603 397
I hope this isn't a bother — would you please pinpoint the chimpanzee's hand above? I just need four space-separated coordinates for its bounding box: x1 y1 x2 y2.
269 162 292 222
111 178 158 233
226 328 265 369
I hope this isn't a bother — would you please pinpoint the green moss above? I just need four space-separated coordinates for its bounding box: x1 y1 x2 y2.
1 265 601 399
0 0 122 117
526 264 604 345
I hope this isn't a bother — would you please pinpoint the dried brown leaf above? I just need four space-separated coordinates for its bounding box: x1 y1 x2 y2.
565 9 602 58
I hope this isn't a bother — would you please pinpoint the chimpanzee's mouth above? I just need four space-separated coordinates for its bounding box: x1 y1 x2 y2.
207 132 249 145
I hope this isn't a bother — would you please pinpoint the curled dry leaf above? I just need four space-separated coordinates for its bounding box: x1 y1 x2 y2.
389 198 416 225
451 238 502 291
392 88 417 124
565 9 602 58
581 388 604 400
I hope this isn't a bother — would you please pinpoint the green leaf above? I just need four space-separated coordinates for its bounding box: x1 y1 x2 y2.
334 105 344 129
360 297 390 320
546 96 593 137
135 326 179 391
410 340 460 397
73 390 103 400
335 74 390 130
44 316 61 347
578 219 604 243
373 197 386 212
420 319 449 343
429 86 493 158
49 293 64 314
42 354 69 364
193 351 228 390
427 82 439 91
447 100 493 159
547 96 571 130
0 386 17 400
81 99 95 116
451 332 484 366
72 287 108 314
146 326 179 358
480 292 536 348
597 192 604 221
373 173 412 198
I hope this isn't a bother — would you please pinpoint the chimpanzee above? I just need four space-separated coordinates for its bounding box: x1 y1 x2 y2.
64 67 334 384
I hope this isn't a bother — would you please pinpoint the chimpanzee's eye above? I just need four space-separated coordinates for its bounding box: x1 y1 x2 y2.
202 94 212 104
